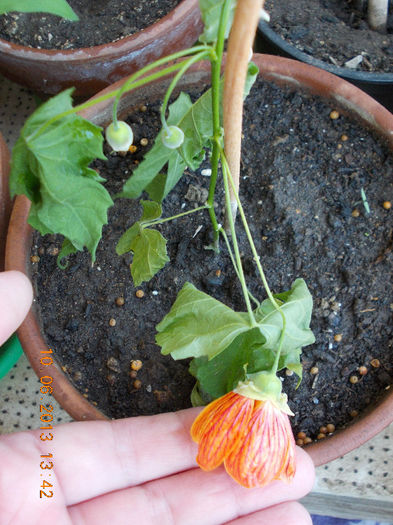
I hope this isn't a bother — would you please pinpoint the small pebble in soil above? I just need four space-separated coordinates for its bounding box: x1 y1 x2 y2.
297 431 307 439
329 110 340 120
285 369 294 376
350 410 359 418
383 201 392 210
140 105 147 112
326 424 336 433
115 297 125 306
133 379 142 389
106 357 121 373
140 138 149 147
128 145 137 154
296 439 304 446
352 209 360 218
334 333 343 342
129 370 138 379
30 255 40 263
319 426 328 434
135 290 145 298
131 359 143 371
47 245 59 256
109 318 117 327
341 134 348 141
370 358 381 368
350 375 359 384
73 371 82 382
358 365 368 376
304 437 312 445
310 366 319 375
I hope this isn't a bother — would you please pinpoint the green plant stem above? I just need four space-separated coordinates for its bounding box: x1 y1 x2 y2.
221 150 287 372
221 153 256 327
112 45 212 126
144 205 208 229
160 51 211 131
220 228 260 308
27 58 204 143
206 0 234 244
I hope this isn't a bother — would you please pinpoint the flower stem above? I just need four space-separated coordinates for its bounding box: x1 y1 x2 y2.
221 151 287 372
222 152 256 327
27 61 190 143
160 51 211 131
220 228 260 308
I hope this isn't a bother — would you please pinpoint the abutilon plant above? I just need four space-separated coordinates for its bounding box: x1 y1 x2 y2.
9 0 315 488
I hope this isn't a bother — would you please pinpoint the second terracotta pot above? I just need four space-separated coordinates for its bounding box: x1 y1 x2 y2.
0 0 203 97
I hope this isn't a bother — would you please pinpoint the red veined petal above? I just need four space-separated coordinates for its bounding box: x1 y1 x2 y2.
191 392 255 471
224 401 296 488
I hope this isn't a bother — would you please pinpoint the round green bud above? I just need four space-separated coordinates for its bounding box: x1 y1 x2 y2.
105 121 133 152
162 125 184 149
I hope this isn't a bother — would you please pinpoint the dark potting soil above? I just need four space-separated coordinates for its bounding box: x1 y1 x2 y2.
264 0 393 73
0 0 181 50
30 78 393 442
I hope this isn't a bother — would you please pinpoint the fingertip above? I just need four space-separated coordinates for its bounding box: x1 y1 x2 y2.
294 446 316 496
0 271 33 345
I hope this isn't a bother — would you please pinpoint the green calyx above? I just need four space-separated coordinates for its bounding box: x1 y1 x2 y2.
233 371 293 415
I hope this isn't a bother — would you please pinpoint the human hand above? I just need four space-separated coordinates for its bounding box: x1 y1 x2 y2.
0 271 315 525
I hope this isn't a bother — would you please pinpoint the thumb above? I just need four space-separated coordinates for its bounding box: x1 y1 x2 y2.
0 271 33 346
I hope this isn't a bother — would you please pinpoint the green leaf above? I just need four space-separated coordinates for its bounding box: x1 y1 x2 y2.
254 279 315 355
130 229 169 286
116 200 162 256
189 328 268 399
57 239 78 269
119 93 192 200
244 62 259 98
157 282 252 360
9 89 112 262
0 0 79 20
198 0 236 44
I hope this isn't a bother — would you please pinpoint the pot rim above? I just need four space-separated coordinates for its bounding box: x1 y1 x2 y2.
0 0 199 62
258 20 393 83
5 54 393 464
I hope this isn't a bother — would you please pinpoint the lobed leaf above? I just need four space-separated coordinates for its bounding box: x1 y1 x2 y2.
130 228 169 286
9 89 112 262
157 282 252 360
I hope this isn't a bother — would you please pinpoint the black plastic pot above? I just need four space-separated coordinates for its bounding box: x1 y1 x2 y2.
256 21 393 113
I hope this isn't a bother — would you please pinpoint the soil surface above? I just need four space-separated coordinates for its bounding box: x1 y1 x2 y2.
30 78 393 442
0 0 182 49
264 0 393 73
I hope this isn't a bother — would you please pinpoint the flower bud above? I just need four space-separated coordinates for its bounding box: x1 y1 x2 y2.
105 121 133 152
162 125 184 149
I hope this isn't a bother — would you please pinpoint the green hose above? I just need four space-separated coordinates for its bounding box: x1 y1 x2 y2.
0 334 23 380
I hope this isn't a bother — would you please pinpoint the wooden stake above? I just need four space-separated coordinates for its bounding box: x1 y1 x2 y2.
368 0 389 32
223 0 264 222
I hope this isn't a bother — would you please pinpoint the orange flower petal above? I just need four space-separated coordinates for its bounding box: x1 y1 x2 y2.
191 392 254 471
224 401 296 488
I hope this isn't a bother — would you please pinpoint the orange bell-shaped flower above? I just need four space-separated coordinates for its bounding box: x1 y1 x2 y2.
191 376 296 489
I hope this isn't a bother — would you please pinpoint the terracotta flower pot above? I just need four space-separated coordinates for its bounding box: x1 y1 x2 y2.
0 0 203 97
5 55 393 465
